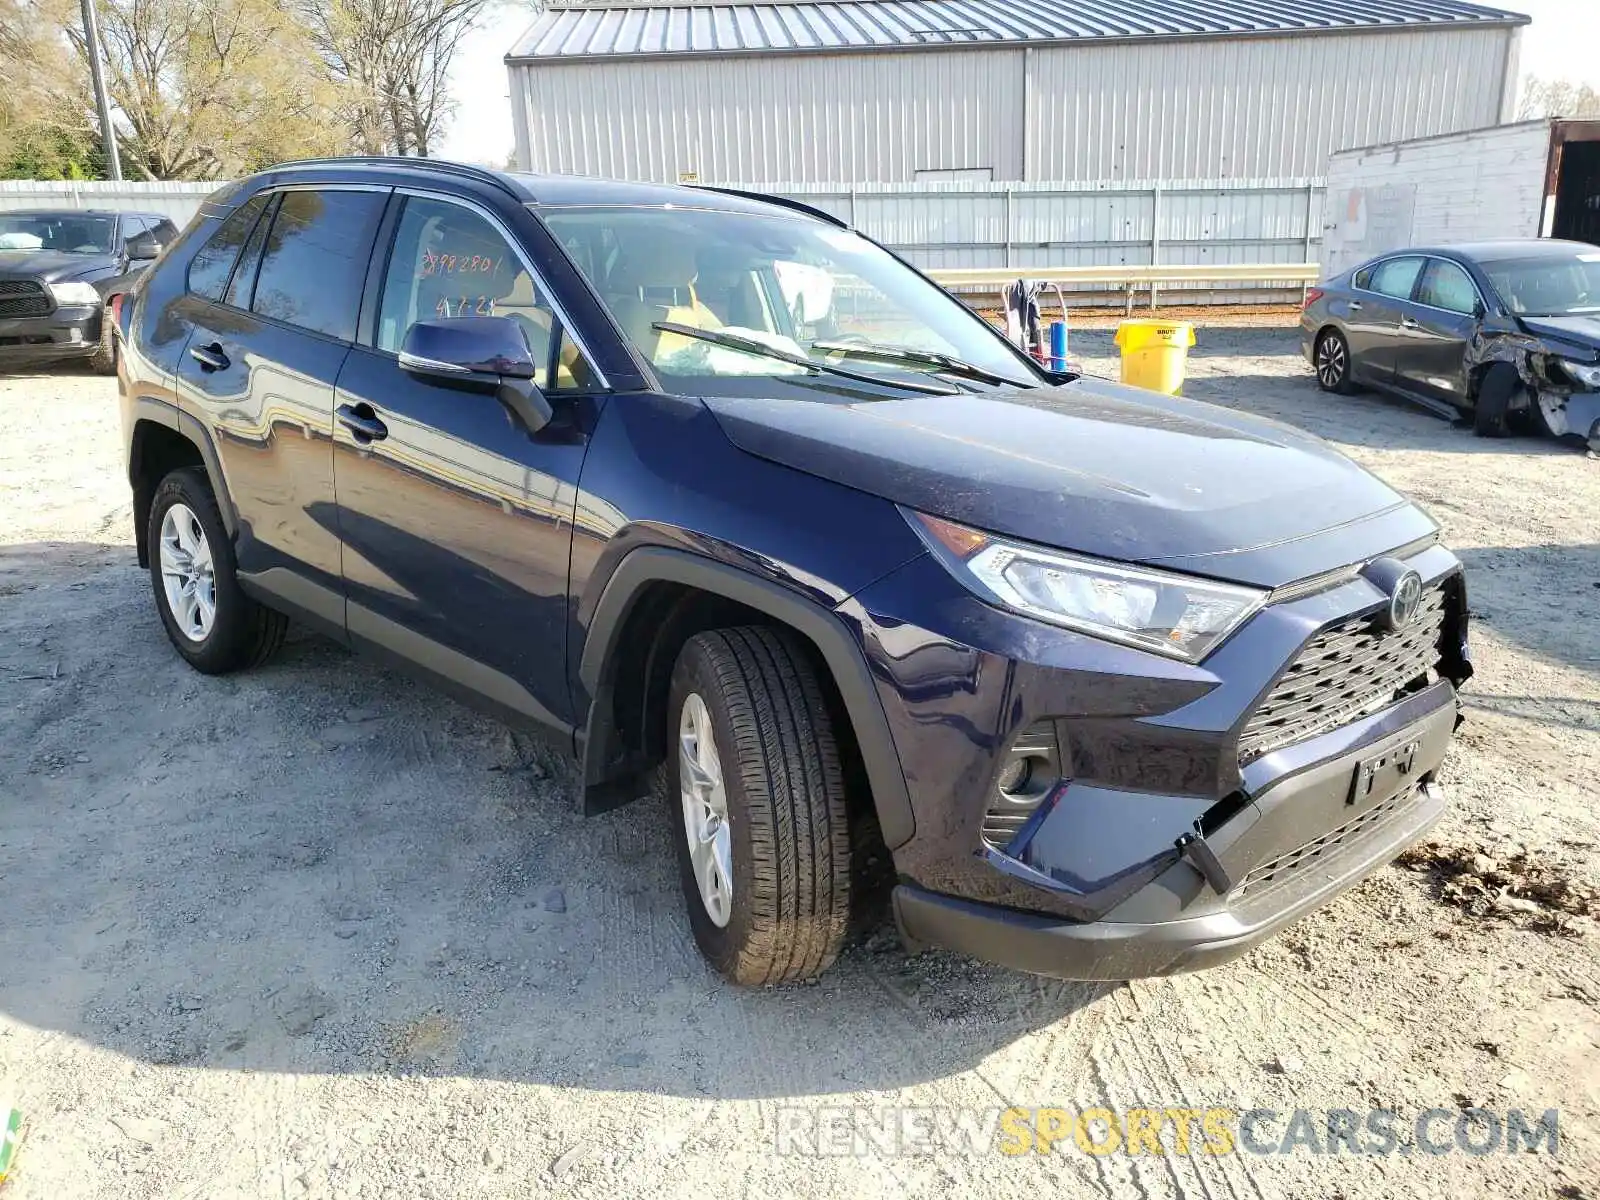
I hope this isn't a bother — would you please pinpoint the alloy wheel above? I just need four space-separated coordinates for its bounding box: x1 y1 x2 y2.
678 692 734 927
1316 333 1347 389
158 502 216 642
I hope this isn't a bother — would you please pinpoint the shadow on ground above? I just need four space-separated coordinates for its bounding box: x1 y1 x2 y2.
0 542 1098 1102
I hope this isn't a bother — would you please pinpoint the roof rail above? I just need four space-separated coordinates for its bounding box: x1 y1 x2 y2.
269 156 525 199
690 185 847 228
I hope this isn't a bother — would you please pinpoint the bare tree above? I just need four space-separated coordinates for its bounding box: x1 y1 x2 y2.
1519 75 1600 121
0 0 101 176
298 0 490 158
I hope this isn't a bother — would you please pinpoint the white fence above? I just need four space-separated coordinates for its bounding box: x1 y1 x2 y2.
0 180 216 225
0 176 1328 302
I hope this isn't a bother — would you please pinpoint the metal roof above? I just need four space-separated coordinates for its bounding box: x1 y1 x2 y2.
508 0 1529 61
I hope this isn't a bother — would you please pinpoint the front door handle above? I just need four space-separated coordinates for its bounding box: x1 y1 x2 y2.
336 402 388 442
1400 316 1420 330
189 342 229 372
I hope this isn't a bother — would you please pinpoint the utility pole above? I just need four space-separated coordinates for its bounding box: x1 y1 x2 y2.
79 0 122 180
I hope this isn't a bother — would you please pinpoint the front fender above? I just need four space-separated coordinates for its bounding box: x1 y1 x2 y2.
577 545 915 848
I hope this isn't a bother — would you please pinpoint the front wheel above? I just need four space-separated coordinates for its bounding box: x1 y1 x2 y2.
147 467 287 673
668 627 852 985
87 302 117 375
1314 328 1355 394
1525 388 1568 440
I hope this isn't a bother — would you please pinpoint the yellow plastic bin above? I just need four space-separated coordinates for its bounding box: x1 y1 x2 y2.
1114 320 1195 395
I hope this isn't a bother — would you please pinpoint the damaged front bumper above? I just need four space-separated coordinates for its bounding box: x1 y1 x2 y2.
893 682 1456 980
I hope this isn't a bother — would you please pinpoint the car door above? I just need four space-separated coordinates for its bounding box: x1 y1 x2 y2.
1343 256 1427 384
1392 256 1483 409
330 189 608 731
171 184 388 635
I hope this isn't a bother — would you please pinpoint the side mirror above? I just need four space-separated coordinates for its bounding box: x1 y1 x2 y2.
126 232 160 261
399 316 553 434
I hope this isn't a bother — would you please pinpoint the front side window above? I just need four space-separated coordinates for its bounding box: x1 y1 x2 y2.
251 189 385 341
1416 260 1480 315
539 205 1040 390
376 196 595 389
0 212 116 254
1482 252 1600 317
185 194 270 302
1368 257 1424 301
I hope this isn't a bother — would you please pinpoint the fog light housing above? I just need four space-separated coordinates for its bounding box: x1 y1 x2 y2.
981 720 1063 851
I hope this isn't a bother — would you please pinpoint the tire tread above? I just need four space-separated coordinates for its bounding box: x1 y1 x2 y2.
675 626 851 985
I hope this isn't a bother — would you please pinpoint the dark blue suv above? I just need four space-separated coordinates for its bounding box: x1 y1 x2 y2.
117 158 1471 985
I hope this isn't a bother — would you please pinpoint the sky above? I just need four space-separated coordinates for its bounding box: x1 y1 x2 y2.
437 0 1600 166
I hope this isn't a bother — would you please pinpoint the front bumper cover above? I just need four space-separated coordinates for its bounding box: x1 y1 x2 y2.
893 686 1455 980
0 305 100 361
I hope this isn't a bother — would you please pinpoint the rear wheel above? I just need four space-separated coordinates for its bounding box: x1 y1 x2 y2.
1314 328 1354 394
668 627 852 985
147 467 287 673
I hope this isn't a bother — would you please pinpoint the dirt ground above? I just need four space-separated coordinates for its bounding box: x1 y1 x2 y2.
1 327 1597 1199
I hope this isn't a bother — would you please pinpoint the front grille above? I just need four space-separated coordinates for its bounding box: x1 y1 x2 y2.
1238 584 1449 764
0 280 51 318
1231 788 1412 900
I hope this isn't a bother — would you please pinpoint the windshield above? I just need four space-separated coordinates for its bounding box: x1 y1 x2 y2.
538 205 1040 390
1481 251 1600 317
0 213 116 254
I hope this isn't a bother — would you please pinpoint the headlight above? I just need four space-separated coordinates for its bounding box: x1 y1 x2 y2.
1560 359 1600 390
907 510 1266 662
49 281 101 306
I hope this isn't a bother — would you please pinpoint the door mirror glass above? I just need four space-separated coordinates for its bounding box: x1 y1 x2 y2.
126 230 160 261
400 316 538 379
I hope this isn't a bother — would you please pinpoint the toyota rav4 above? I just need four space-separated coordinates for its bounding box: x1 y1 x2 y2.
116 159 1472 985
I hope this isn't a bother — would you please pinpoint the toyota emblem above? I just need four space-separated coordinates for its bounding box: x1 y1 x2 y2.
1386 570 1424 631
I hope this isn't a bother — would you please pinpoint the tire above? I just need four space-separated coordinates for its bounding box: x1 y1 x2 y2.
87 302 117 375
147 467 287 673
1473 362 1517 438
668 626 852 985
1313 327 1355 395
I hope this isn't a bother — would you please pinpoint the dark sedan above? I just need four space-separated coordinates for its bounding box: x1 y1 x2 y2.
1302 239 1600 448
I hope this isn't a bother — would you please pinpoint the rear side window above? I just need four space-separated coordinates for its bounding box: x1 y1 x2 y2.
1368 257 1424 301
223 195 278 310
185 194 270 302
250 189 385 342
1416 259 1480 315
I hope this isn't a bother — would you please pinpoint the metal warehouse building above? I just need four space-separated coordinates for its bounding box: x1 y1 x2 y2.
506 0 1529 185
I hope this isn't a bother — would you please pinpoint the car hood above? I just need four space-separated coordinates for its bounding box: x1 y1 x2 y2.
0 249 112 283
1517 314 1600 353
702 376 1423 588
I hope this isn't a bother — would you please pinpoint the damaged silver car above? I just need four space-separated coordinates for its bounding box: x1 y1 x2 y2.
1302 239 1600 449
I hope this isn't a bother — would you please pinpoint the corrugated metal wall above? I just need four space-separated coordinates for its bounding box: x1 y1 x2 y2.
1027 27 1516 181
519 48 1025 182
511 26 1514 183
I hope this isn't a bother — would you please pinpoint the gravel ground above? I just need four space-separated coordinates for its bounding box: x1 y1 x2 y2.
1 328 1597 1199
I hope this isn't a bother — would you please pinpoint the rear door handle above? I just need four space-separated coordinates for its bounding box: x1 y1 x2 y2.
336 402 388 442
189 342 229 372
1400 316 1420 330
1346 300 1363 312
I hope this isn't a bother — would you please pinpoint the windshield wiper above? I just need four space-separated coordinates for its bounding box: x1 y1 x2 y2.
652 322 957 395
811 339 1030 387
